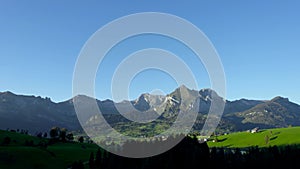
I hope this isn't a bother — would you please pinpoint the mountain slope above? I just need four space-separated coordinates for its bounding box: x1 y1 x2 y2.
0 89 299 133
224 99 264 114
0 92 80 132
232 96 300 128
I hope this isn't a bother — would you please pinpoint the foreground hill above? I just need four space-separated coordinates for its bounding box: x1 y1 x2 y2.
0 130 98 169
208 126 300 148
2 127 300 169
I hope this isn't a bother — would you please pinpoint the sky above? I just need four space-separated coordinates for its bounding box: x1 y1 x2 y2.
0 0 300 104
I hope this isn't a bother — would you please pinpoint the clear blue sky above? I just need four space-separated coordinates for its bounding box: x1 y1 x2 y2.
0 0 300 104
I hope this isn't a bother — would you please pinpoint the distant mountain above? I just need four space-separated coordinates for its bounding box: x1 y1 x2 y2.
230 96 300 129
0 88 299 134
0 91 80 132
133 93 165 112
224 99 264 114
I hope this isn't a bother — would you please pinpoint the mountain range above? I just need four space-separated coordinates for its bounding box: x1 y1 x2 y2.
1 86 300 134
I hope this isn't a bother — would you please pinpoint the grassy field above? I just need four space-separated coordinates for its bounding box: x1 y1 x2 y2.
0 130 99 169
2 127 300 168
208 126 300 148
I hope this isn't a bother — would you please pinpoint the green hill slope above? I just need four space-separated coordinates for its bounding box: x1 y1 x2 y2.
208 126 300 148
0 130 99 169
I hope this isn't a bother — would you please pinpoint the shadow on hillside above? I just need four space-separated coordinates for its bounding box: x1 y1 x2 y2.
218 138 227 142
270 136 278 141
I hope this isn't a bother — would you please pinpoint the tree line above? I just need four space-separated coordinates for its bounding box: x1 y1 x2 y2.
1 126 85 147
82 136 299 169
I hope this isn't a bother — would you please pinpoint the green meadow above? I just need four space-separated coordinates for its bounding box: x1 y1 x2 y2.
208 127 300 148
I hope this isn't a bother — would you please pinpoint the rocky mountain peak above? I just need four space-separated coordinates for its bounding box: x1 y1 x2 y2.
198 88 220 101
271 96 289 103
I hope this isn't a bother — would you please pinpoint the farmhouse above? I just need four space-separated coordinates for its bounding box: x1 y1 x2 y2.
251 127 259 133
